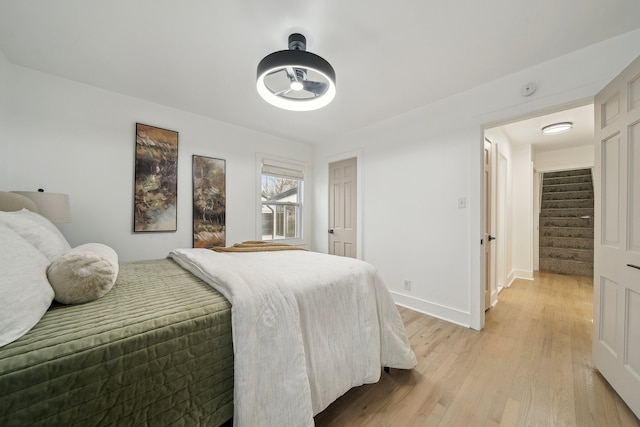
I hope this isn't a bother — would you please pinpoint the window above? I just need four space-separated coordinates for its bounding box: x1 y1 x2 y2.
259 158 304 241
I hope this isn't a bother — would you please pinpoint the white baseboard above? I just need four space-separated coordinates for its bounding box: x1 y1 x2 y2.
507 271 515 287
491 290 499 308
507 269 534 287
390 291 470 328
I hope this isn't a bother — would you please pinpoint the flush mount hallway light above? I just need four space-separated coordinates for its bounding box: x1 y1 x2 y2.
257 33 336 111
541 122 573 135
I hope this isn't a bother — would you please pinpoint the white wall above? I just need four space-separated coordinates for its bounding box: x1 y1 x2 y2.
0 50 10 186
364 128 475 326
535 145 594 172
4 65 313 261
510 144 534 280
312 29 640 329
496 149 511 288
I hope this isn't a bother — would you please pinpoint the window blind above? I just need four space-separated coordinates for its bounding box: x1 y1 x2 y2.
261 160 304 179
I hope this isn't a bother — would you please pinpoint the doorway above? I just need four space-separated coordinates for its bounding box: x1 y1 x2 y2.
483 103 595 311
538 168 594 276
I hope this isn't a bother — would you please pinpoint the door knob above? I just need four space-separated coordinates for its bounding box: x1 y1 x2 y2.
328 229 334 234
488 235 496 241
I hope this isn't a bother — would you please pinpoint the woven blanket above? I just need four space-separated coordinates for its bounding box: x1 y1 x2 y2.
212 240 307 252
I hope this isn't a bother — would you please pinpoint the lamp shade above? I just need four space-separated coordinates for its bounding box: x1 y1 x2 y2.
12 191 71 223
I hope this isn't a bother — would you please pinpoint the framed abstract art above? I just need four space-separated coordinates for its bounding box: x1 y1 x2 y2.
192 155 226 248
134 123 178 232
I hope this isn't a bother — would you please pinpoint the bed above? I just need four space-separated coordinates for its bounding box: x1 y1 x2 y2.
0 259 234 426
0 192 416 426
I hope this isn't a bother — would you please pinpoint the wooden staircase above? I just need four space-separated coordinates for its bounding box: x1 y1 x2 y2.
539 169 594 276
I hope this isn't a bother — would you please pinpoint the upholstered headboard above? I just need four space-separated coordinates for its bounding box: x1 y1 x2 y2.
0 192 39 213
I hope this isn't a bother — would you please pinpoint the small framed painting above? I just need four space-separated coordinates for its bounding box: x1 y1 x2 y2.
134 123 178 232
192 155 226 248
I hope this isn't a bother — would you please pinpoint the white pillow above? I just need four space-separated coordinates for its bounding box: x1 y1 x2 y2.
47 243 119 304
0 224 55 347
0 208 71 262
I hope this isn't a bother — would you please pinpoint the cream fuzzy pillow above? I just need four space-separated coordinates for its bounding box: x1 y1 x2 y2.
47 243 119 304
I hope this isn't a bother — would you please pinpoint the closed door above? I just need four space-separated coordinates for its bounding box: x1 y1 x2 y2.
593 54 640 418
329 158 357 257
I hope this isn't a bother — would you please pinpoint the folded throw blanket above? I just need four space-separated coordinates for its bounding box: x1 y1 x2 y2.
212 240 307 252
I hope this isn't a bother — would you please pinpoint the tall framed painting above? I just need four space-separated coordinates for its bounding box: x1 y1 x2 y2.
134 123 179 232
192 155 226 248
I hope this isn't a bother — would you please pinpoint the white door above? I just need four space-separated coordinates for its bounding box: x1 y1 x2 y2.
593 54 640 418
484 139 495 310
328 158 357 258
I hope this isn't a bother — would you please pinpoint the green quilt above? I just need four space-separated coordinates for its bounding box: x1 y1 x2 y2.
0 258 233 426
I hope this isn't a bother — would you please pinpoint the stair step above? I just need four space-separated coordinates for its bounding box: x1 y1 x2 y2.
540 247 593 262
539 258 593 276
542 182 593 193
540 226 594 238
544 169 592 178
542 190 594 201
542 199 594 209
540 236 594 249
540 217 594 228
539 208 594 218
543 175 593 185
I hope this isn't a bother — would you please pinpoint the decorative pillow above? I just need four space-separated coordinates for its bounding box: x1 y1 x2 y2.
0 208 71 262
47 243 119 304
0 224 55 347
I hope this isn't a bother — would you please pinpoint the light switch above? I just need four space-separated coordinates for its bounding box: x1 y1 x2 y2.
458 197 466 209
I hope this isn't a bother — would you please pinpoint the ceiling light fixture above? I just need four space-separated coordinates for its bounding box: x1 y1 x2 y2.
541 122 573 135
257 33 336 111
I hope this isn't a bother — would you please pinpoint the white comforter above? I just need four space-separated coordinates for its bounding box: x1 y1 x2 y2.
169 248 416 427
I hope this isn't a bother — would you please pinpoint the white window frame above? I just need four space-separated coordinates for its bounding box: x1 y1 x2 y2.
256 154 307 245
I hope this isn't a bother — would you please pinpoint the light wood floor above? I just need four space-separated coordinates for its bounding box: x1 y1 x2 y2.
315 272 640 426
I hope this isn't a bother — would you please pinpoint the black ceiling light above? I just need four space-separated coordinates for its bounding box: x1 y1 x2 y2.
257 33 336 111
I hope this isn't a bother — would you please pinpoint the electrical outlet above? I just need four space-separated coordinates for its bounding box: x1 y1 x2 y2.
404 280 411 291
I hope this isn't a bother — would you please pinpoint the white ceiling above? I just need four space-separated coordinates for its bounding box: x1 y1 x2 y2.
487 104 595 153
1 1 640 145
